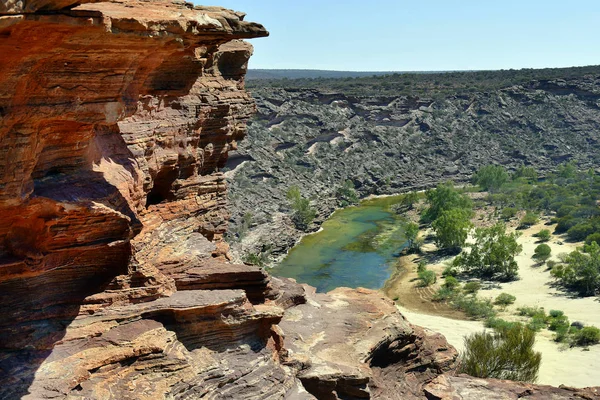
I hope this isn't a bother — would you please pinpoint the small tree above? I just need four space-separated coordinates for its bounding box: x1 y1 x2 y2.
533 244 551 264
551 241 600 296
286 186 317 231
453 223 522 281
404 222 421 253
432 208 473 251
459 324 541 382
336 179 359 207
473 165 509 192
519 212 539 229
422 182 473 223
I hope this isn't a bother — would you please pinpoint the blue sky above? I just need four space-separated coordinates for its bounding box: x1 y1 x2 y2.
203 1 600 71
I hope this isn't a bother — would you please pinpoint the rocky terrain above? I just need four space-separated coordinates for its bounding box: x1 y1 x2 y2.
0 1 599 399
227 74 600 259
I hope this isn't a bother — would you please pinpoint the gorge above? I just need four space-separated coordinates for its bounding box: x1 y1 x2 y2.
0 1 599 399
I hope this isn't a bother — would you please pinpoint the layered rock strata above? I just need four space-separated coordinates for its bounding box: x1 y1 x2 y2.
0 1 599 399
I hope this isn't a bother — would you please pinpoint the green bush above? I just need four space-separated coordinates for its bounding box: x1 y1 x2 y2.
443 275 460 290
548 309 564 318
528 315 548 332
567 223 595 242
452 295 496 320
463 281 481 294
517 306 546 318
286 186 317 231
417 259 427 273
432 286 457 302
442 264 458 277
534 229 551 242
404 222 421 253
336 179 359 207
500 207 518 220
519 212 539 229
473 165 509 192
459 324 541 382
551 241 600 296
585 233 600 245
417 269 436 287
494 293 516 307
422 182 473 223
572 326 600 346
532 244 552 263
485 317 520 332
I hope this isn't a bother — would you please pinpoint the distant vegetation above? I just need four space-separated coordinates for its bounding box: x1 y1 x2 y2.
286 186 317 231
248 65 600 97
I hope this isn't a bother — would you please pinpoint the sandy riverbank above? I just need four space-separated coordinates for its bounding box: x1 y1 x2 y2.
386 220 600 388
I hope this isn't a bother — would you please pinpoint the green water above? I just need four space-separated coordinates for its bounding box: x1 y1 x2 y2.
270 195 409 292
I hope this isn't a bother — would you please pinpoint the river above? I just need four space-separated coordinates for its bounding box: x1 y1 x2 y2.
269 195 409 292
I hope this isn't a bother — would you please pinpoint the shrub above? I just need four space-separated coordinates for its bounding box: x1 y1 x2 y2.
534 229 551 242
519 212 539 229
473 165 509 192
286 186 317 231
442 264 458 277
404 222 421 253
418 269 436 287
417 259 427 273
517 306 546 319
551 241 600 296
443 275 460 290
585 233 600 245
500 207 518 220
336 179 359 207
572 326 600 346
459 324 541 382
494 293 516 307
452 295 496 320
548 309 564 318
432 286 457 302
485 317 520 332
532 244 552 263
567 223 596 242
463 281 481 294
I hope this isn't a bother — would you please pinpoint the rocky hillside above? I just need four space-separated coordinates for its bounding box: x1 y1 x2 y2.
227 72 600 259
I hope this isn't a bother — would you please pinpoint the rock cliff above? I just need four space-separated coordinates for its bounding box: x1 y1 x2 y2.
0 1 599 399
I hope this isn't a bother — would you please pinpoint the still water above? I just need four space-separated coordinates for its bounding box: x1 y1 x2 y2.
269 196 409 292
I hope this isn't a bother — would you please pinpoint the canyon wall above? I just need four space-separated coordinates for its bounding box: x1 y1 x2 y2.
227 79 600 259
0 1 598 399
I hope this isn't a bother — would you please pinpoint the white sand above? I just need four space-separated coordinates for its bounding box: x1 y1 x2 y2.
397 221 600 388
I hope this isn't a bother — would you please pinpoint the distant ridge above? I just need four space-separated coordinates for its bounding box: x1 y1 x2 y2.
247 69 442 80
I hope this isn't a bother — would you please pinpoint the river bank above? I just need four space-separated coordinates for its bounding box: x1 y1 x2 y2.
386 218 600 388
